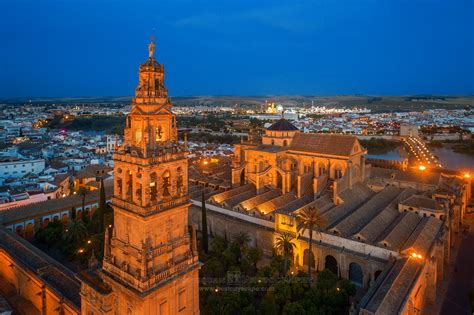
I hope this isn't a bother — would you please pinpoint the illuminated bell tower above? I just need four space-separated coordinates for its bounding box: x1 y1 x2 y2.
80 39 200 315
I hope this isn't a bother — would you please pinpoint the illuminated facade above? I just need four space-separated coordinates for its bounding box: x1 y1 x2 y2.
80 40 200 315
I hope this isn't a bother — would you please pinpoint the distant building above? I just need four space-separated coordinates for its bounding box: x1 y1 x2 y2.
400 124 419 137
0 157 45 179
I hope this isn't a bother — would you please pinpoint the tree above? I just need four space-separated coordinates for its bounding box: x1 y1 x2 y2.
274 232 297 274
92 179 107 232
296 206 328 287
210 236 227 255
63 219 87 244
233 231 251 252
77 186 89 218
282 301 305 315
201 192 208 254
246 247 263 271
71 206 77 220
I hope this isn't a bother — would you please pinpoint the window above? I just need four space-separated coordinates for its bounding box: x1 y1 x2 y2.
178 289 186 311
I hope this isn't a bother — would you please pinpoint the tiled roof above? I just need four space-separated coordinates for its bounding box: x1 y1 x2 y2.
267 118 299 131
369 167 441 186
360 258 422 314
0 226 81 309
255 192 297 215
289 133 360 157
401 195 442 211
234 189 280 211
208 184 254 204
75 164 112 179
401 217 442 257
331 186 402 237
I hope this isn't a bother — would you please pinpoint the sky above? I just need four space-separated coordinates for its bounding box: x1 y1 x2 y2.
0 0 472 98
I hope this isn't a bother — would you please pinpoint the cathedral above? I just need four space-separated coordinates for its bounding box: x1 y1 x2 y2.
0 39 471 315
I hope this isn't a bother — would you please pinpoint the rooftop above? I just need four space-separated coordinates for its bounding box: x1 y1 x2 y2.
267 118 299 131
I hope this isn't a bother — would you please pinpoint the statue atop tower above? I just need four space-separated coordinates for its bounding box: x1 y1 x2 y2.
148 37 155 58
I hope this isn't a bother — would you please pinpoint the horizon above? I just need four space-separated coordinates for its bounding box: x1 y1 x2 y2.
1 0 473 97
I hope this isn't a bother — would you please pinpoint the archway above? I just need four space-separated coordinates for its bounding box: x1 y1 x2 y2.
15 226 23 236
25 223 34 238
43 218 50 227
349 262 364 287
325 255 338 275
303 249 315 268
162 170 171 197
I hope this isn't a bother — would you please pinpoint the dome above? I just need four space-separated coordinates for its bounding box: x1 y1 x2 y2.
139 57 163 72
267 118 299 131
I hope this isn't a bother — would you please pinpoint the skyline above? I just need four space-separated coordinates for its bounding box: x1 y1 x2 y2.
1 0 473 98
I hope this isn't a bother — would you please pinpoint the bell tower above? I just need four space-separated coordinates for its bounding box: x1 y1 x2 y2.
80 39 200 315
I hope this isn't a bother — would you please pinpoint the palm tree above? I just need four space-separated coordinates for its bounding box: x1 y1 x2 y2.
63 219 88 245
273 232 297 274
296 206 328 286
233 231 251 251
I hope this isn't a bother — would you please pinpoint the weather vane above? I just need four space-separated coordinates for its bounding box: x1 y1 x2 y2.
148 35 156 58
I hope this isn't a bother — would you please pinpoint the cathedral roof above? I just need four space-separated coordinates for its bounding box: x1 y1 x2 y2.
267 118 299 131
289 133 359 156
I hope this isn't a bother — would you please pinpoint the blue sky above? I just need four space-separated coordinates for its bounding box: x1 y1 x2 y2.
0 0 472 97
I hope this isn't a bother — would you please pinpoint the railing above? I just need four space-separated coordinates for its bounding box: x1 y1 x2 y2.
112 195 189 217
103 255 199 292
114 149 187 165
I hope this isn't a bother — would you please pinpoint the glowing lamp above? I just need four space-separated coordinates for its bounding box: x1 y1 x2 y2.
464 173 470 179
418 165 426 171
417 254 422 259
411 252 417 258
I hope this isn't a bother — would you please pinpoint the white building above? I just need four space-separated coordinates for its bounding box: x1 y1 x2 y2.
0 158 45 179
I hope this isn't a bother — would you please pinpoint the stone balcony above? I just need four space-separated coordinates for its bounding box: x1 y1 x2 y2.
103 254 199 293
111 195 190 217
114 146 187 165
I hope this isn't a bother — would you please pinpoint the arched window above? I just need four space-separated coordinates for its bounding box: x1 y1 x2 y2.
15 226 24 235
162 171 171 197
349 262 364 287
325 255 338 275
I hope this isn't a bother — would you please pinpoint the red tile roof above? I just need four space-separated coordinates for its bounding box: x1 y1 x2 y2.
289 133 360 157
